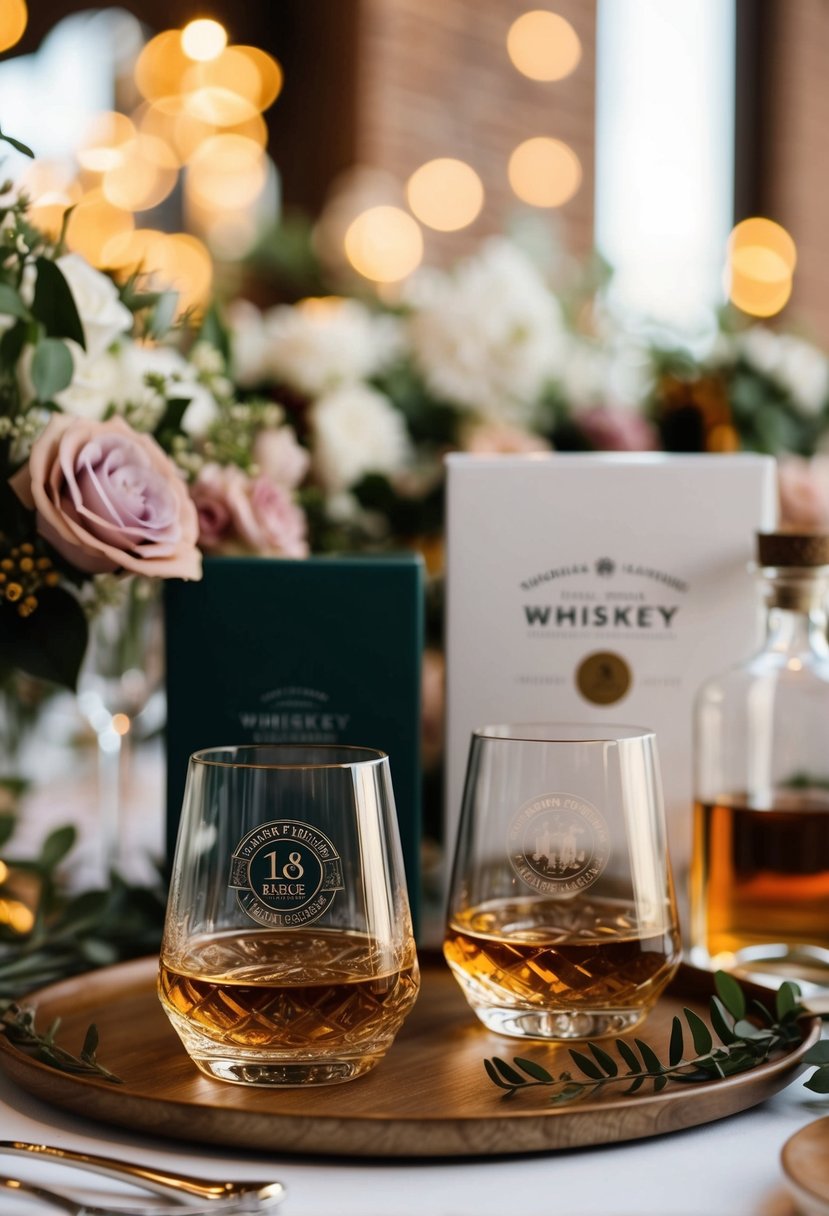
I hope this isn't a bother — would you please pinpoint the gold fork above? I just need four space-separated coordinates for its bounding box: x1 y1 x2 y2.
0 1142 285 1208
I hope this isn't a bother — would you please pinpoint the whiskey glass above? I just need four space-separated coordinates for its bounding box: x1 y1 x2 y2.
158 745 419 1086
444 724 680 1040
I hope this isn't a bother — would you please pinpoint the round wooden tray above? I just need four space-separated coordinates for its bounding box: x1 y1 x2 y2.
782 1115 829 1216
0 958 818 1158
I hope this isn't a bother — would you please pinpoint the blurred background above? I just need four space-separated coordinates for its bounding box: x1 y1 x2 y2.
0 0 813 337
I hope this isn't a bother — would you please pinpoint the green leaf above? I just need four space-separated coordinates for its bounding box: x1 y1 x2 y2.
0 587 89 690
491 1057 526 1087
684 1008 714 1055
804 1042 829 1066
483 1059 513 1089
804 1066 829 1095
587 1042 618 1077
569 1049 605 1081
0 283 30 321
634 1038 664 1075
32 257 86 349
0 812 16 850
513 1056 554 1083
31 338 73 401
153 397 190 445
199 301 230 361
147 291 179 338
669 1016 684 1066
39 825 76 870
714 971 746 1020
616 1039 641 1072
80 1024 99 1061
776 981 801 1021
0 130 34 158
0 319 29 367
710 996 737 1045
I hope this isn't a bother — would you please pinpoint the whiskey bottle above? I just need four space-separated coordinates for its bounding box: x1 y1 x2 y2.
691 532 829 987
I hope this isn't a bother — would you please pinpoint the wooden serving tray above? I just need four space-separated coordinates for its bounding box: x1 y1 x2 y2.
0 958 818 1159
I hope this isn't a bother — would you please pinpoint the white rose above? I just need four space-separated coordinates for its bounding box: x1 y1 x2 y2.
227 299 269 388
264 297 402 396
54 343 122 419
56 253 133 361
405 238 563 423
310 384 411 492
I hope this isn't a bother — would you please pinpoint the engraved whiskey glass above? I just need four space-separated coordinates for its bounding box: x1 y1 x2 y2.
444 724 680 1040
159 745 419 1086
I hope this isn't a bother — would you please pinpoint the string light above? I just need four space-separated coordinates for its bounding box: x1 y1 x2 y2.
344 206 424 283
507 10 582 81
0 0 27 55
181 18 227 63
726 217 796 318
508 136 582 207
406 159 484 232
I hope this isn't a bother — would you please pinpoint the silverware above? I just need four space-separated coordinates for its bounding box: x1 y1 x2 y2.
0 1142 285 1208
0 1173 277 1215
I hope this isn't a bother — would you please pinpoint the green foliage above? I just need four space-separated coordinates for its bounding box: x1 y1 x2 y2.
30 338 73 401
31 258 85 349
0 1003 122 1083
0 128 33 159
0 827 167 1000
0 586 88 690
484 972 813 1106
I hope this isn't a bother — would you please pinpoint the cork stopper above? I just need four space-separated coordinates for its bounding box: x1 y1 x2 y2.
757 533 829 569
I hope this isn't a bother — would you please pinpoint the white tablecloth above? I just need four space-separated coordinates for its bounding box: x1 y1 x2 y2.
3 737 826 1214
0 1064 824 1215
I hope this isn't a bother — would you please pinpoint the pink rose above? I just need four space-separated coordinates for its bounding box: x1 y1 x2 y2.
191 463 308 558
462 421 551 455
576 407 658 452
10 415 201 579
253 427 310 490
778 456 829 529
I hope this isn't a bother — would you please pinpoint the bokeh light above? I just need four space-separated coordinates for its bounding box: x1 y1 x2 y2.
233 46 283 110
507 10 582 81
77 112 136 173
0 0 28 55
508 136 582 207
726 217 796 317
135 30 191 102
65 191 135 267
102 134 178 212
406 158 484 232
344 206 424 283
183 48 264 125
181 18 227 63
187 134 267 209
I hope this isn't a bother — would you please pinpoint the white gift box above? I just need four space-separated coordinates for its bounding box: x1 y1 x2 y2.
445 453 777 905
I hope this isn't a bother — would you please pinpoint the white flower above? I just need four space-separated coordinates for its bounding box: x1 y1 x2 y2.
405 238 564 422
227 299 269 388
739 327 829 416
310 384 411 492
56 253 133 361
54 344 122 419
264 297 402 396
118 343 220 436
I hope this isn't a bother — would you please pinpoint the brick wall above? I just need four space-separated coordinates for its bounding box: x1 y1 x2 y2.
755 0 829 341
354 0 597 263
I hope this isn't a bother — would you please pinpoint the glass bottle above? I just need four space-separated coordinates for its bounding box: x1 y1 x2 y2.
691 532 829 987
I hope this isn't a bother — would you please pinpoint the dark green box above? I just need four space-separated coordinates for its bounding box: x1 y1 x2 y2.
164 554 424 924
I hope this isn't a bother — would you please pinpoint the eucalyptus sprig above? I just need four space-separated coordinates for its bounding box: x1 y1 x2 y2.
0 810 166 999
485 971 825 1105
0 1001 122 1083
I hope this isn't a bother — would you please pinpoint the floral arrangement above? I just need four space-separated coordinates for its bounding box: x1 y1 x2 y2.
4 121 829 697
0 143 310 691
